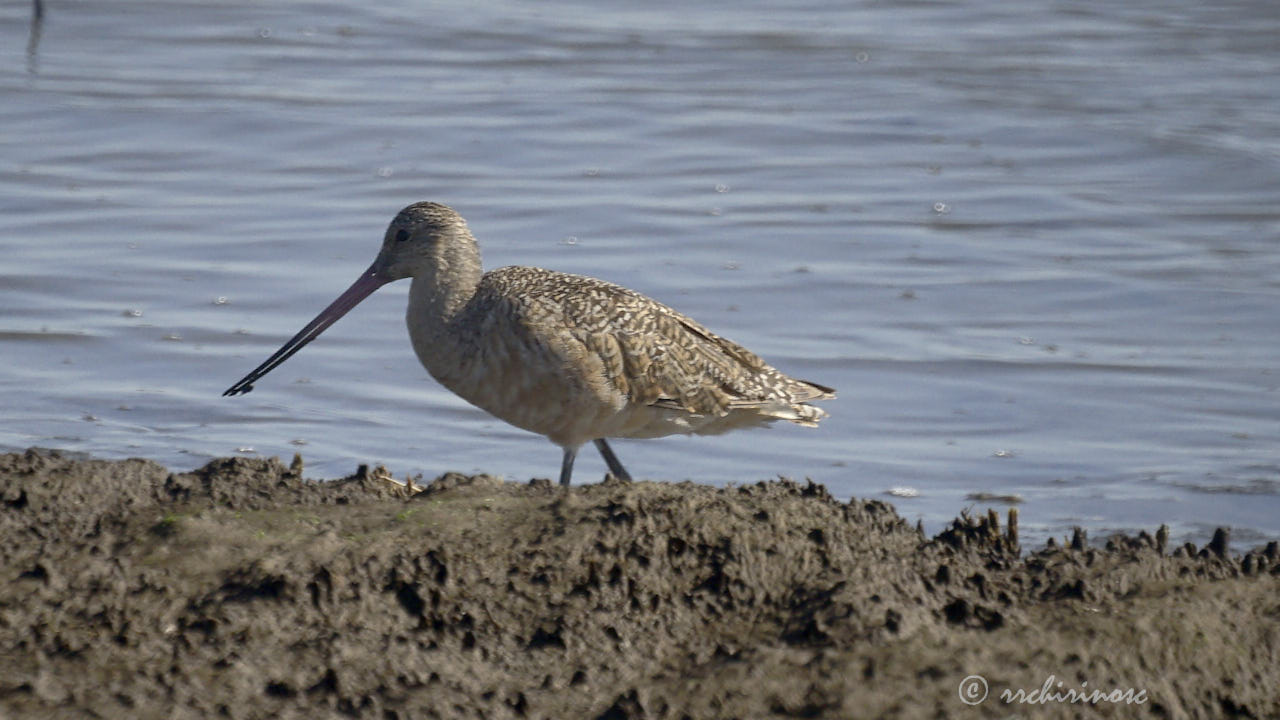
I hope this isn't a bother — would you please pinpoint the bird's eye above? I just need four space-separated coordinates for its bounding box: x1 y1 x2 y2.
395 229 409 242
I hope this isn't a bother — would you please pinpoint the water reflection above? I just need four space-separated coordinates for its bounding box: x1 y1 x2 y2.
27 0 44 75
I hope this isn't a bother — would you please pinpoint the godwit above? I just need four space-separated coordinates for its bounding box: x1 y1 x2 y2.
224 202 834 485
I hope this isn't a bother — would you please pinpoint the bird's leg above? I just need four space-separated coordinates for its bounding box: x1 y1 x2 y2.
593 438 633 481
559 446 578 486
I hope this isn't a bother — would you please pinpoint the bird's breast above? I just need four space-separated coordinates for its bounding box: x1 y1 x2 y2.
406 306 628 446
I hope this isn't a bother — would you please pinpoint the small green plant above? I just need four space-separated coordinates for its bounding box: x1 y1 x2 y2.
152 513 183 537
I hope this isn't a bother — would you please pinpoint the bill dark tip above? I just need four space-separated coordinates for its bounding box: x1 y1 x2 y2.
223 383 254 397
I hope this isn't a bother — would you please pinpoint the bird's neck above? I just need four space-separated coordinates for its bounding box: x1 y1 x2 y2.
404 231 485 386
406 262 482 387
408 264 481 327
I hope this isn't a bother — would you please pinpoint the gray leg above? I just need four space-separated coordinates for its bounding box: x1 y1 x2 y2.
593 439 633 481
559 446 578 486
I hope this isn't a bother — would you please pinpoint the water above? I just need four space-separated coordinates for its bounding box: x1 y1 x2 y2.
3 0 1278 547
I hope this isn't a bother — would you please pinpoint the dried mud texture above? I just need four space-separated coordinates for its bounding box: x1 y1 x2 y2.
1 449 1278 720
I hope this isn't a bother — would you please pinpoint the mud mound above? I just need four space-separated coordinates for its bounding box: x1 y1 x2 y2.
1 449 1277 719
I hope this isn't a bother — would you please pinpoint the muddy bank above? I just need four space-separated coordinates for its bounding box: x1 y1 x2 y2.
1 449 1276 719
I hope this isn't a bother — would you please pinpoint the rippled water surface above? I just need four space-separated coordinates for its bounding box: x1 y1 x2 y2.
3 0 1279 545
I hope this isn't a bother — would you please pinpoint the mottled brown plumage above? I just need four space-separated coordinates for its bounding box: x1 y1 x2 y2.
225 201 835 485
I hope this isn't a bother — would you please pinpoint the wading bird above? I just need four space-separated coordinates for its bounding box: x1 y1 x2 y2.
224 202 834 485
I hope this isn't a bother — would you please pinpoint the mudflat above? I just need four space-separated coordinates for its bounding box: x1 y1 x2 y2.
1 448 1276 719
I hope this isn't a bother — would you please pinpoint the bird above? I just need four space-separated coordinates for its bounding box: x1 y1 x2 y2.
224 202 835 485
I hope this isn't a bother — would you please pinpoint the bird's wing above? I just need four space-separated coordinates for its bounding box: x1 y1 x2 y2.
529 271 834 417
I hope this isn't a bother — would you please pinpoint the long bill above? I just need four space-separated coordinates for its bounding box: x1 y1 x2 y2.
223 263 390 396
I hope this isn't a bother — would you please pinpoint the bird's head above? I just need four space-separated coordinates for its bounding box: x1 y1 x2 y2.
373 201 480 284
